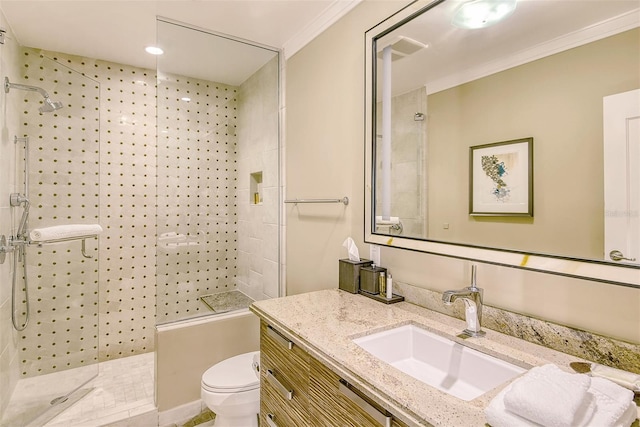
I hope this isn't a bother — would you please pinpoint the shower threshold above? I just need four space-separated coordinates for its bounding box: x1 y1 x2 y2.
200 290 254 314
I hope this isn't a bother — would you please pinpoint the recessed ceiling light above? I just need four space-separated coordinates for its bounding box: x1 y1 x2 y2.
452 0 517 29
181 97 191 102
145 46 164 55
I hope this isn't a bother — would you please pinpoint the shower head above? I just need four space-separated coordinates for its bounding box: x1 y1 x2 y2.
39 97 64 113
4 77 64 113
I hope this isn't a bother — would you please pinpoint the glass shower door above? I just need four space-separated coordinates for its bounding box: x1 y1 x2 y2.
155 19 280 325
1 54 100 427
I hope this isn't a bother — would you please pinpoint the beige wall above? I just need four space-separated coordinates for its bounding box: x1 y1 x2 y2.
427 29 640 259
285 2 398 296
155 312 260 411
285 0 640 344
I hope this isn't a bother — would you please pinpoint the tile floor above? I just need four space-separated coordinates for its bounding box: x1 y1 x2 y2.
1 352 155 427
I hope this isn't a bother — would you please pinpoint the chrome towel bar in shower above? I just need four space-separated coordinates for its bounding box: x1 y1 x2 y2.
284 197 349 205
0 234 100 263
29 235 100 259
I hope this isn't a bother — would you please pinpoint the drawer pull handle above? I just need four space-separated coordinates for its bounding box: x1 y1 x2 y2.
266 413 278 427
267 325 293 350
339 379 391 427
266 369 293 400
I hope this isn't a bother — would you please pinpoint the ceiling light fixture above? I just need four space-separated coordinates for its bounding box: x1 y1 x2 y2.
145 46 164 55
181 97 191 102
452 0 517 29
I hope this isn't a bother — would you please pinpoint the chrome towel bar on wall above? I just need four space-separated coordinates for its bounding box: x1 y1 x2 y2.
284 197 349 205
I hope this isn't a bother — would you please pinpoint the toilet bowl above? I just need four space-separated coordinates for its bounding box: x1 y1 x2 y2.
201 351 261 427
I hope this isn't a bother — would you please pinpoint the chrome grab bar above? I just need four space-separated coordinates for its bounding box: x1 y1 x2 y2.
28 234 99 246
284 197 349 205
1 234 99 264
30 235 99 259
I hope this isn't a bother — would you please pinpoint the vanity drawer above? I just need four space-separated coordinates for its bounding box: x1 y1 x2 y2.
261 371 309 426
260 322 309 378
260 321 310 388
260 353 309 423
309 357 408 427
260 321 310 425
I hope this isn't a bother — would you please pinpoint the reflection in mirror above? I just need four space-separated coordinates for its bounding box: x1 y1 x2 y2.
370 0 639 266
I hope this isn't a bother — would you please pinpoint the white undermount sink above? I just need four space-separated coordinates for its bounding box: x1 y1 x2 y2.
353 324 526 401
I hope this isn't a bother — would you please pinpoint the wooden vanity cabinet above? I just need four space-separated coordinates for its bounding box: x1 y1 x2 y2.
260 321 310 426
260 321 409 427
310 358 409 427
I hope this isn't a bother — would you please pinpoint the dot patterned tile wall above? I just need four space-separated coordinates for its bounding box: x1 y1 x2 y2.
156 73 239 324
20 47 158 372
20 52 100 377
0 13 28 417
16 44 272 373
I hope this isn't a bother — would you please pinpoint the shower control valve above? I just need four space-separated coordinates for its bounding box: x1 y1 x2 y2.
0 235 15 264
10 193 28 207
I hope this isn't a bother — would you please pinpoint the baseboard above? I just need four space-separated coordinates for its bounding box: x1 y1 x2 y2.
158 400 204 427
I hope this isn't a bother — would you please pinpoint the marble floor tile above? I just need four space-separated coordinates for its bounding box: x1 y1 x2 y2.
1 352 155 427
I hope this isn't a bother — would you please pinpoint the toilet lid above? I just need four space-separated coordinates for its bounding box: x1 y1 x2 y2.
202 351 260 393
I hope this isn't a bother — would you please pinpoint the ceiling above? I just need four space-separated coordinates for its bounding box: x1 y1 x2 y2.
0 0 365 84
375 0 640 96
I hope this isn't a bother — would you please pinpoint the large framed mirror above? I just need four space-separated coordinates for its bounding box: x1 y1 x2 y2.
364 0 640 287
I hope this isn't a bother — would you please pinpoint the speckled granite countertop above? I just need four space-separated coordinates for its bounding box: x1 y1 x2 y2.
250 289 639 427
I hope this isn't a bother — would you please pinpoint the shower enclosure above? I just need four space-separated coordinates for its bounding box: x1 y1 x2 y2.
0 55 100 426
375 87 427 237
156 19 281 325
0 14 281 427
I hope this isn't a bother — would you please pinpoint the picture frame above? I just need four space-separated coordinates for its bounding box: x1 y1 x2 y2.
469 137 533 216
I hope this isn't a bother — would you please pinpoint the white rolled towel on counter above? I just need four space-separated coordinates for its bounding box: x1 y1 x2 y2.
590 363 640 392
30 224 103 242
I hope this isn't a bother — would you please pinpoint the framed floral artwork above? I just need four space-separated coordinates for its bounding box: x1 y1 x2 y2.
469 138 533 216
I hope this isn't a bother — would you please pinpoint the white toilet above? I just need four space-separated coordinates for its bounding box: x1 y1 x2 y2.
201 351 261 427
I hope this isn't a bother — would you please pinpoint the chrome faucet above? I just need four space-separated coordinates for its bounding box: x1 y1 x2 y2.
442 265 485 337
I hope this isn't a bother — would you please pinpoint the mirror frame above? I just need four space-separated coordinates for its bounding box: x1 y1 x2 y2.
364 0 640 288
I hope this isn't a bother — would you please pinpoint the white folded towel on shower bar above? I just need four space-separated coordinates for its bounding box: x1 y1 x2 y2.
375 215 400 225
30 224 103 242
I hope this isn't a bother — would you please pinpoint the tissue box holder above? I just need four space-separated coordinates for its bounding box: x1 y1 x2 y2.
359 266 387 295
339 258 373 293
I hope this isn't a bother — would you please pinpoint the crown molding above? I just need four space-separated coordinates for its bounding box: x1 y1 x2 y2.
283 0 363 59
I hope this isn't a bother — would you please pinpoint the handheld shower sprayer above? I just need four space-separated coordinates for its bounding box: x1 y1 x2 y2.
10 193 30 239
4 76 64 113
